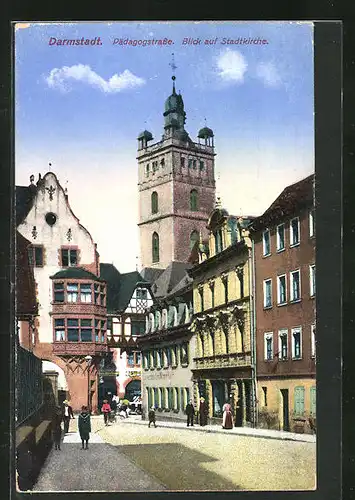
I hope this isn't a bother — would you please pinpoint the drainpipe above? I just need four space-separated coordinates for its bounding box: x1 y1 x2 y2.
249 241 258 428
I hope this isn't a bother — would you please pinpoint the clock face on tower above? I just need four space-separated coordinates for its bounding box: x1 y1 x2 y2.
45 212 57 226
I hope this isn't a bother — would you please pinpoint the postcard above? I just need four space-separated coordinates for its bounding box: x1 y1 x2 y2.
14 20 316 492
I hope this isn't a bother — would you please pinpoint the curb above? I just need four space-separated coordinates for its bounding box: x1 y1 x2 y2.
110 417 316 443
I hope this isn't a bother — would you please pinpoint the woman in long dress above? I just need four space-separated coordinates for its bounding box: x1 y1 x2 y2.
222 402 234 429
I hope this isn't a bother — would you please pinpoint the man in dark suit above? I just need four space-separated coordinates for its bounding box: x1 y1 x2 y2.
185 400 195 427
62 400 74 434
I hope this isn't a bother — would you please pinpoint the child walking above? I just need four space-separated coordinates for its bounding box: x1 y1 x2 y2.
52 406 63 450
101 399 111 426
78 405 91 450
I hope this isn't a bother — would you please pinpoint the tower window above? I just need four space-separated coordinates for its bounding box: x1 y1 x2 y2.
190 230 199 250
160 158 165 167
190 189 198 211
146 164 150 176
193 159 197 169
151 191 158 214
199 160 204 171
152 232 159 263
188 159 193 169
181 156 185 168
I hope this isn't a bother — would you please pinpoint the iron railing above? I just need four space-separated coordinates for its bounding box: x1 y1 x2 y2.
15 345 43 426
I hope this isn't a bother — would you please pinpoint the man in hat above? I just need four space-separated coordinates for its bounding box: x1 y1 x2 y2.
62 400 74 434
199 397 208 426
148 406 157 428
78 405 91 449
185 400 195 427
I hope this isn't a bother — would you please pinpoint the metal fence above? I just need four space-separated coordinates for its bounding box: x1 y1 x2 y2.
15 344 43 426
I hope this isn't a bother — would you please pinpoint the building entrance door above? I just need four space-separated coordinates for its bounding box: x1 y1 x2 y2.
280 389 290 431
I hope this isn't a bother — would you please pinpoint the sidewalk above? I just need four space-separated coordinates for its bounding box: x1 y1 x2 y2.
103 414 316 443
33 418 166 492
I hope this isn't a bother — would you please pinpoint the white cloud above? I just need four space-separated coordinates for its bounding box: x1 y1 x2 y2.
255 61 282 87
45 64 145 93
216 49 247 83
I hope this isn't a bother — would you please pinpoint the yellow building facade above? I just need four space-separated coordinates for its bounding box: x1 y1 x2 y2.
189 206 257 426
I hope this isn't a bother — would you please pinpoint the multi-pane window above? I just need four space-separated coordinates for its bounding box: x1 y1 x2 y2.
294 386 305 416
54 282 65 302
131 321 146 336
80 283 92 303
290 217 300 246
28 245 44 267
199 160 204 170
152 232 159 263
311 324 316 358
190 189 198 211
264 332 273 361
309 209 315 237
95 319 106 342
262 230 271 256
151 191 158 214
54 318 65 341
292 327 302 359
67 283 79 302
61 248 78 267
277 275 287 305
276 224 285 251
136 288 147 300
290 270 301 301
278 329 288 359
68 318 91 342
94 284 106 306
310 265 316 297
263 279 272 308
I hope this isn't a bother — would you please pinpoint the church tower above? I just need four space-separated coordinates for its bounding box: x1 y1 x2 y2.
137 69 216 270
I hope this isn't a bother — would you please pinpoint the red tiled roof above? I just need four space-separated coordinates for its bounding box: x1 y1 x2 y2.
250 174 314 232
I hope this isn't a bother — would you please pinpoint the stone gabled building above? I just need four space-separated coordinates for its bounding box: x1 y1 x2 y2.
189 204 257 427
16 171 107 413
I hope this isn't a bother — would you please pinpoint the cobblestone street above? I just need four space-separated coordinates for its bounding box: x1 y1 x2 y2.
33 416 316 491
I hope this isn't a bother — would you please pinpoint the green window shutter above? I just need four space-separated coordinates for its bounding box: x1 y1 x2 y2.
186 387 190 404
168 388 172 409
147 388 151 408
294 386 305 415
310 387 316 416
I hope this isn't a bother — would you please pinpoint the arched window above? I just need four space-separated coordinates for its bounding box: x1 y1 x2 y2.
152 232 159 263
151 191 158 214
190 229 199 250
190 189 198 211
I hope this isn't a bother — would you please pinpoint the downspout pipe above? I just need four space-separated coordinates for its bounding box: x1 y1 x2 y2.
250 240 258 428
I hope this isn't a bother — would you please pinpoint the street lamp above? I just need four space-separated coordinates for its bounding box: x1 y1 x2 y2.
85 355 93 413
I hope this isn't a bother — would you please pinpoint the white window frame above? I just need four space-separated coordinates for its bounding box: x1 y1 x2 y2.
311 324 316 358
276 223 285 252
309 209 315 237
291 327 302 360
277 274 287 305
278 329 288 360
290 269 301 302
264 332 274 361
262 230 271 256
290 217 300 247
263 279 272 308
310 264 316 297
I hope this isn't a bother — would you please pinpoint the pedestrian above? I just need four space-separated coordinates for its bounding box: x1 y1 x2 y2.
199 397 208 426
121 400 129 418
78 405 91 450
235 397 243 427
52 406 63 450
62 400 74 434
148 406 157 428
185 400 195 427
222 401 234 429
101 399 111 426
111 395 118 414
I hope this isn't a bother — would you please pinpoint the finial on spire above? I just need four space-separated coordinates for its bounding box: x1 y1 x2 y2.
204 117 207 126
48 162 52 171
169 53 177 92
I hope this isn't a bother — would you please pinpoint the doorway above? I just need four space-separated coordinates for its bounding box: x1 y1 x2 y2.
280 389 290 431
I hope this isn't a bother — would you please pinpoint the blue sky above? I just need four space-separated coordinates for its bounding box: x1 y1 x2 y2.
15 21 314 272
